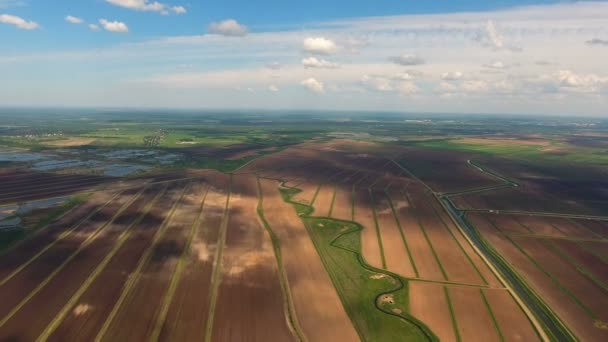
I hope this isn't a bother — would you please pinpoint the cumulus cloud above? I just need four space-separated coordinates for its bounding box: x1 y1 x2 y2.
265 62 281 70
0 14 38 29
302 37 337 55
301 78 324 93
65 15 84 24
343 36 369 53
268 84 279 92
302 57 339 69
586 38 608 46
441 71 463 81
208 19 248 37
105 0 185 14
88 23 100 31
171 6 186 14
99 19 129 33
391 71 422 81
361 75 393 92
388 54 424 66
555 70 607 92
398 82 420 95
483 61 506 69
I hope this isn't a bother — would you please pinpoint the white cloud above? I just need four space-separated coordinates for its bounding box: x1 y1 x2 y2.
208 19 248 37
586 38 608 46
65 15 84 24
88 24 100 31
483 61 505 69
441 71 463 81
265 62 282 70
302 37 337 55
268 84 279 92
388 54 424 66
171 5 186 14
361 75 393 92
391 71 422 81
99 19 129 33
301 78 324 93
302 57 339 69
555 70 608 92
398 82 420 95
0 13 38 29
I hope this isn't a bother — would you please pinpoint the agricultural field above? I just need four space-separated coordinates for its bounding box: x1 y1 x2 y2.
0 111 607 341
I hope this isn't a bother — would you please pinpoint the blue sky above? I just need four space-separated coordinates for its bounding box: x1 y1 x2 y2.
1 0 607 115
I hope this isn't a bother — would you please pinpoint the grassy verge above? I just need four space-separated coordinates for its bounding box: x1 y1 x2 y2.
443 286 462 342
280 182 438 342
480 289 505 342
203 178 232 342
257 179 306 342
460 213 575 341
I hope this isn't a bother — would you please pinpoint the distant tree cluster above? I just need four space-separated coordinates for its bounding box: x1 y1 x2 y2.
143 129 167 147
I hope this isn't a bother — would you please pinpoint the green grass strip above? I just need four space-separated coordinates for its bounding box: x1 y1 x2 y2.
203 177 232 342
403 189 448 281
150 185 210 342
281 181 438 341
543 240 608 292
35 188 162 342
257 179 306 342
95 183 188 341
369 190 388 269
428 196 489 285
327 185 337 218
0 194 89 255
484 215 596 319
0 186 155 330
461 213 574 341
385 189 419 277
443 286 462 342
0 192 119 287
480 289 505 342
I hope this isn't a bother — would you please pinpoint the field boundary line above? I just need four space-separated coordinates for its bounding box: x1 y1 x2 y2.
507 233 608 243
459 212 570 342
484 215 597 319
577 241 608 264
0 194 83 256
395 156 557 341
428 196 489 286
569 219 605 240
480 289 505 342
407 278 494 288
403 189 448 281
0 186 152 330
280 181 439 342
0 192 121 286
543 240 608 292
385 189 419 277
150 185 210 342
327 185 337 218
94 183 188 342
203 177 232 342
369 190 387 269
443 286 462 342
258 179 307 342
35 187 168 342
